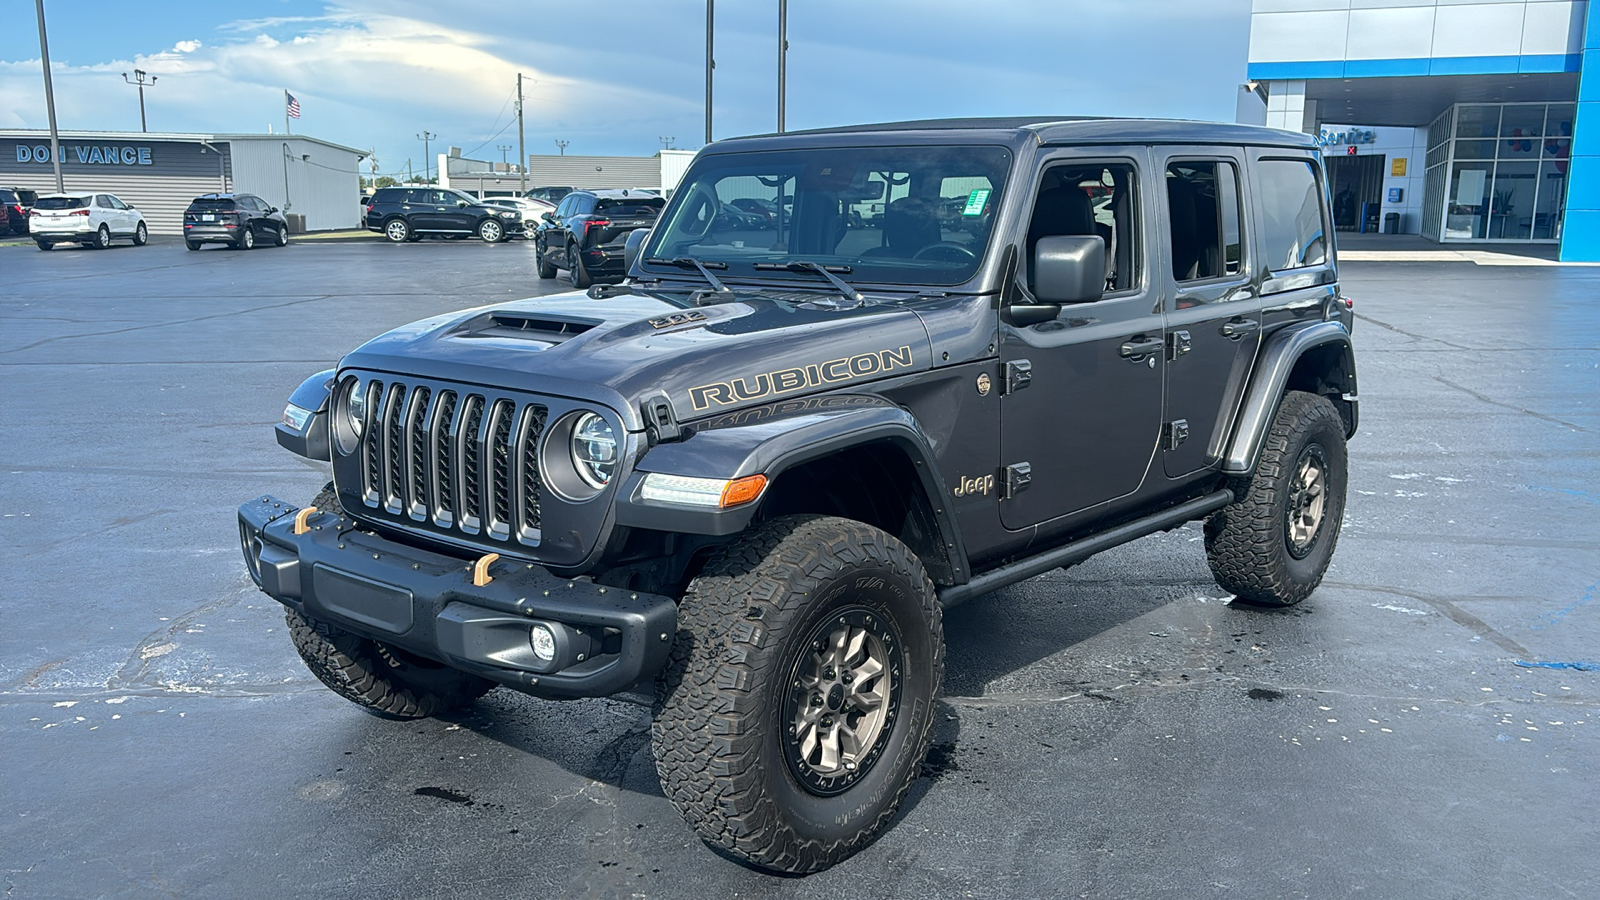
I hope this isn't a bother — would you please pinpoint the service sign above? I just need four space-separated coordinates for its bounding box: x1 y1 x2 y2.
15 143 154 166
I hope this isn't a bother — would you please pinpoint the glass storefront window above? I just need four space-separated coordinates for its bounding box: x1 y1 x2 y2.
1455 105 1501 139
1445 162 1492 239
1534 158 1568 240
1454 140 1496 160
1545 105 1576 139
1488 162 1537 240
1500 105 1544 139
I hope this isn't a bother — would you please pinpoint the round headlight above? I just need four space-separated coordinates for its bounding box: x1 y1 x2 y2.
346 380 367 438
570 412 617 489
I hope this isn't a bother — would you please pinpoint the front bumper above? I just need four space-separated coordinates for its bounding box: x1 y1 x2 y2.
238 495 676 699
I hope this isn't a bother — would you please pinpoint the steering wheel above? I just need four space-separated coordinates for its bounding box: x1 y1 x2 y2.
912 241 978 263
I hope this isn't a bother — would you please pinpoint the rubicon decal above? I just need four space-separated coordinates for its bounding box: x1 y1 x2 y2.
688 346 915 410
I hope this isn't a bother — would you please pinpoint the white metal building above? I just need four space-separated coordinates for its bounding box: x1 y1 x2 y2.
439 149 698 197
1 130 366 235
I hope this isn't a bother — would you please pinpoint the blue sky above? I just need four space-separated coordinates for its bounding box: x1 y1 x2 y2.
1 1 1251 179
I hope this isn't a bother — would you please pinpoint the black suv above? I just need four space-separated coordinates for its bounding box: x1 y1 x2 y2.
183 193 289 250
524 185 572 204
364 187 521 243
244 117 1356 874
535 189 664 286
1 186 38 235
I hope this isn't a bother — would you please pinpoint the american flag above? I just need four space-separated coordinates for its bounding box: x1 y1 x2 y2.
286 92 301 119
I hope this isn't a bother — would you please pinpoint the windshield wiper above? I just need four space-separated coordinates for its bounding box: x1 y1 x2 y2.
645 257 734 297
752 260 865 304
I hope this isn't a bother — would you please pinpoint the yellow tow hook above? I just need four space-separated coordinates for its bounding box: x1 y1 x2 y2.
293 506 318 535
473 553 500 587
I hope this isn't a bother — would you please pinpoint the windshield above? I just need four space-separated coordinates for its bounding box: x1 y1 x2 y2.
642 144 1011 287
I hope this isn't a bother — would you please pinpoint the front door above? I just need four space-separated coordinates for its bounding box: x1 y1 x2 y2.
1000 151 1165 530
1157 150 1264 477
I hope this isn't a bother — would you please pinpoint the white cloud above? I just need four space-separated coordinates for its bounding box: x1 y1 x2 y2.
173 40 202 54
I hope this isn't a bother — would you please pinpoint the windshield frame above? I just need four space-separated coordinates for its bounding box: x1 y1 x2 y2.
638 142 1016 291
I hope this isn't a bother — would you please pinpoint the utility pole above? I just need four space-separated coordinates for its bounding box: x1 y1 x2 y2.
516 73 528 195
417 131 436 183
777 0 788 132
555 140 569 156
705 0 714 145
34 0 63 192
122 69 157 133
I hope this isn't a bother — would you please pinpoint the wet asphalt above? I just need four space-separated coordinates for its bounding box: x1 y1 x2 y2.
1 236 1596 899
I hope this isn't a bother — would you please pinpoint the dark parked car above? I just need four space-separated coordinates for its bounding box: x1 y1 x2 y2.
534 189 665 287
1 186 38 235
364 187 521 243
183 193 289 250
524 185 573 205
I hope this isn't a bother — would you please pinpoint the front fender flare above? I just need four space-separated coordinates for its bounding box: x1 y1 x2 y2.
1221 321 1356 474
614 394 968 581
275 369 335 461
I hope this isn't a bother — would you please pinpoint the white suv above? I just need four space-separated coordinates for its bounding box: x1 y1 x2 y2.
31 192 148 250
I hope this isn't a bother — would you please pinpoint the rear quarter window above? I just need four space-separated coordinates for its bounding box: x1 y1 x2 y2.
1256 158 1328 271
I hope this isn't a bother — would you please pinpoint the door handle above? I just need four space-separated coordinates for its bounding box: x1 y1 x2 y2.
1220 318 1260 340
1119 336 1163 359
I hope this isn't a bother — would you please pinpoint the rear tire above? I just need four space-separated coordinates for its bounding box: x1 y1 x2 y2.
35 241 51 251
477 218 505 243
653 515 943 874
384 218 411 243
93 225 111 249
568 243 593 288
237 227 256 250
1205 390 1348 606
285 485 496 718
185 241 202 251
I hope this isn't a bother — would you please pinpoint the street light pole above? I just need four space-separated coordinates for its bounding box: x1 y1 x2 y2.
417 131 436 183
34 0 63 192
555 140 569 156
122 69 157 133
516 73 528 196
777 0 788 133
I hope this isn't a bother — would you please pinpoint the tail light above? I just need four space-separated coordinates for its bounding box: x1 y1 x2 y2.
584 218 612 235
69 209 90 217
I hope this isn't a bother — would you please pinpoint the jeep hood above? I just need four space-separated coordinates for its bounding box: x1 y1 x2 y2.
338 287 934 430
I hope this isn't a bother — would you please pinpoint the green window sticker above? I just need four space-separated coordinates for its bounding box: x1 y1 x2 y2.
961 188 991 217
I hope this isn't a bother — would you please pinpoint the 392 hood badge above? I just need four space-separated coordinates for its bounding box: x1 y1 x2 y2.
975 373 992 396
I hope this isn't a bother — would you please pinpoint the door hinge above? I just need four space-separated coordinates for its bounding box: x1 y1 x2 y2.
642 393 681 444
1003 462 1032 498
1004 359 1033 394
1163 419 1190 451
1167 330 1192 361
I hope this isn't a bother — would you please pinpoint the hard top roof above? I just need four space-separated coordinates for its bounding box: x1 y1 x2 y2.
716 116 1317 150
37 191 98 198
572 189 664 199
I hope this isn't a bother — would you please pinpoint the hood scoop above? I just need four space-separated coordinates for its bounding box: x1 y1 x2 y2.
455 310 600 344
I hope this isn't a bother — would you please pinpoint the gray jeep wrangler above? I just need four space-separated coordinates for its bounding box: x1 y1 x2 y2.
241 117 1356 873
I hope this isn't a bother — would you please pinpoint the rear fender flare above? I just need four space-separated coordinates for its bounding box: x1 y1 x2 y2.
1222 321 1356 474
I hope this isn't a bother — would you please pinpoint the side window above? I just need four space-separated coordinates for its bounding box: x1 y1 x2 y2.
108 195 128 210
1256 159 1328 271
95 195 112 209
1024 161 1138 294
1166 160 1244 282
555 196 574 218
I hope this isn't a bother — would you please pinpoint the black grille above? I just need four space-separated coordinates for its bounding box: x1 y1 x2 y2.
352 380 547 545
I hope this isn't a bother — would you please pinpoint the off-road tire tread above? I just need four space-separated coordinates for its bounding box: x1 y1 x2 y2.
1205 390 1346 606
652 515 943 874
285 485 494 719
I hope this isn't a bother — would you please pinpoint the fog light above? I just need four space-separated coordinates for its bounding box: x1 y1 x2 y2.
529 624 557 662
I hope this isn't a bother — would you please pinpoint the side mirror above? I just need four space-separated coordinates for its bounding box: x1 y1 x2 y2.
267 206 278 214
541 212 555 223
457 200 470 208
623 228 652 276
1032 235 1105 305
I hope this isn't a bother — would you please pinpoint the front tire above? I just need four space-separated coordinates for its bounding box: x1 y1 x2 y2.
653 516 944 874
285 485 495 718
1205 390 1348 606
273 224 287 247
133 222 148 246
536 240 557 278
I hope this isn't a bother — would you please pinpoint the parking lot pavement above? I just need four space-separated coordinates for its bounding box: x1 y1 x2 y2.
2 240 1596 899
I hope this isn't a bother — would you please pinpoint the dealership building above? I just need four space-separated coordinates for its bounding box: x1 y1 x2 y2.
0 130 365 235
1239 0 1598 260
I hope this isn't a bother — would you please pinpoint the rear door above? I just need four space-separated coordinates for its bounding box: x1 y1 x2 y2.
1157 149 1264 477
999 149 1166 529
